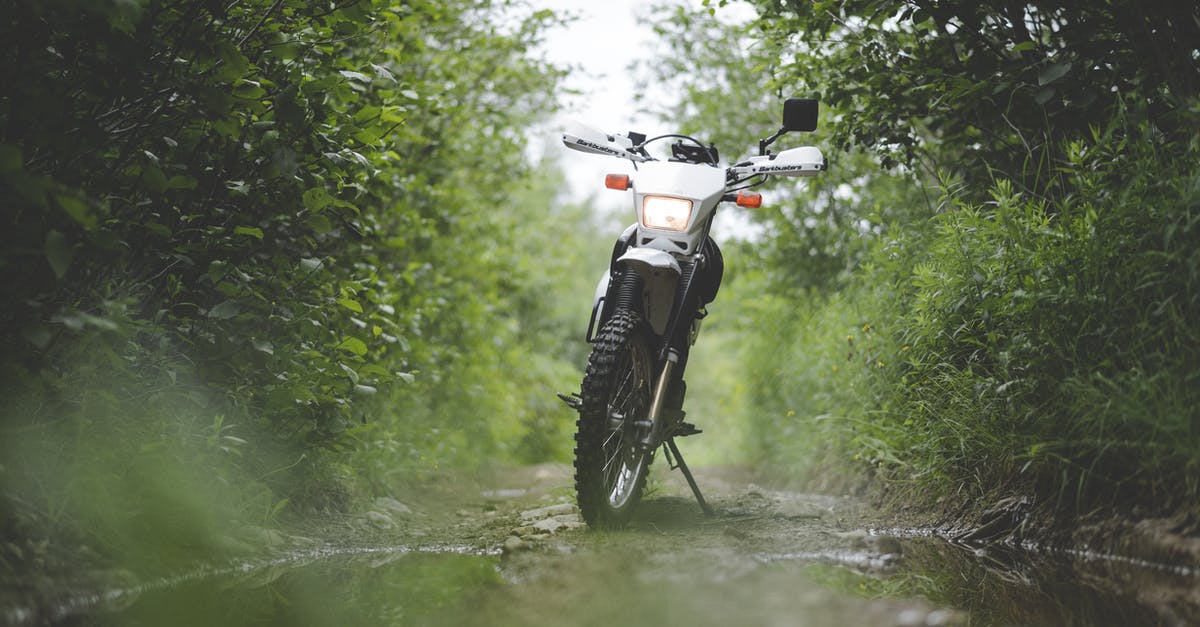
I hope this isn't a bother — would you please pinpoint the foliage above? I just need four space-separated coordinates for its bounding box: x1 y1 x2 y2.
859 119 1200 508
640 4 931 293
1 0 566 445
745 116 1200 509
740 0 1200 179
649 0 1200 516
0 0 591 578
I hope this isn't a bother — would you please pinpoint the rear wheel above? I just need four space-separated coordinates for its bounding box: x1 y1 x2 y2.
574 309 655 528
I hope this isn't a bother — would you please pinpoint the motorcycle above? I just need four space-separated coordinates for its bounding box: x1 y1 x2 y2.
558 98 826 528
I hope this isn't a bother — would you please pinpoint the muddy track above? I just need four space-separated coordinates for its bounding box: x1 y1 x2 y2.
366 463 1200 626
11 463 1200 626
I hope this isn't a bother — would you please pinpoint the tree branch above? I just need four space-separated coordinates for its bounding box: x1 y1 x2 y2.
237 0 285 49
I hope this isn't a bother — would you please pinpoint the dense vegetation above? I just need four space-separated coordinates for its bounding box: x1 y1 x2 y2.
0 0 603 578
651 0 1199 516
3 0 1197 597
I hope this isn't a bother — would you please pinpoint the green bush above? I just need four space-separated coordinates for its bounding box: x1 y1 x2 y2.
0 0 589 576
752 113 1200 512
645 1 1200 517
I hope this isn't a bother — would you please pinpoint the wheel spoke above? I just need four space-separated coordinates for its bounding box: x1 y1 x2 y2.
602 435 623 473
602 427 622 451
609 356 636 413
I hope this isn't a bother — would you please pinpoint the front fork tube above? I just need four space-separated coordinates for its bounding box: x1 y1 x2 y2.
644 344 714 517
638 254 707 451
640 349 680 450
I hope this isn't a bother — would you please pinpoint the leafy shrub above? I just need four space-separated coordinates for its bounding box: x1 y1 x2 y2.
754 112 1200 512
0 0 586 574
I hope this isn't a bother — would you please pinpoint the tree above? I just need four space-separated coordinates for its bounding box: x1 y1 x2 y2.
743 0 1200 184
0 0 565 444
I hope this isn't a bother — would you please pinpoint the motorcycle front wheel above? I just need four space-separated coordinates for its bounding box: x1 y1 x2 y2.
574 308 655 528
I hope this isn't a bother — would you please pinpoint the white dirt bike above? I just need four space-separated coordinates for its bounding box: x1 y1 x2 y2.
558 99 827 527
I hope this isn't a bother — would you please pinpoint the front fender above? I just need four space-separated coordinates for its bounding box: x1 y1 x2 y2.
592 248 681 316
615 248 680 336
589 248 682 341
616 247 681 275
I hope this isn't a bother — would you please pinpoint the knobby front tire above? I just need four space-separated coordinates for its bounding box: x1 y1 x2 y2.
574 308 655 528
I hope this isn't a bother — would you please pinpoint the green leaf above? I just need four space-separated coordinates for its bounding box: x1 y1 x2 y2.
55 193 97 229
339 70 372 83
234 80 266 99
275 41 303 61
303 187 332 210
167 175 199 190
396 372 415 384
207 300 242 319
370 63 396 83
214 41 250 81
141 164 168 193
354 384 377 396
353 105 381 123
354 127 385 144
1010 41 1036 54
308 214 333 233
234 225 264 239
45 230 73 279
1037 62 1072 86
337 297 363 313
339 363 359 384
252 338 275 355
299 257 324 273
380 106 407 123
359 364 392 379
213 117 240 138
335 336 368 356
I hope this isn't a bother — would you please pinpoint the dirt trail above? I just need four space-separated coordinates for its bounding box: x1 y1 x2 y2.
22 463 1200 626
464 464 958 627
358 462 1200 627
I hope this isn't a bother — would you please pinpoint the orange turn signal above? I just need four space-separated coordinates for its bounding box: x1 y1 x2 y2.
605 174 631 190
735 190 763 208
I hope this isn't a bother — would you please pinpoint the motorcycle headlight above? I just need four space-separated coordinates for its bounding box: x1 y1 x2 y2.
641 195 693 231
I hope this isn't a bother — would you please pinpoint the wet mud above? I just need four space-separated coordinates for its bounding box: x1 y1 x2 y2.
9 464 1200 626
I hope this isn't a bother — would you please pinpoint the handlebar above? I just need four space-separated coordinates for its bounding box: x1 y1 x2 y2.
562 122 825 182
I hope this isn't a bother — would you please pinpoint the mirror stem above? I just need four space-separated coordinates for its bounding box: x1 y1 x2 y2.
758 126 786 156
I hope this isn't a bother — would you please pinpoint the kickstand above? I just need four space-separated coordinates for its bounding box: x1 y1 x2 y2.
665 438 715 517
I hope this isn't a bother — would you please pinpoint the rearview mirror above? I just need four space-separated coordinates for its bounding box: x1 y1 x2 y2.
782 98 818 132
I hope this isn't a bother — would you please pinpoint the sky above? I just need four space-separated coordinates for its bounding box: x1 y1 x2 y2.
533 0 667 206
531 0 756 209
537 0 666 134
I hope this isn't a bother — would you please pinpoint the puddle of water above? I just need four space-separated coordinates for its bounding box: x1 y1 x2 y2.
10 545 496 626
15 481 1200 627
38 542 952 627
27 532 1200 627
79 549 502 627
805 535 1200 627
